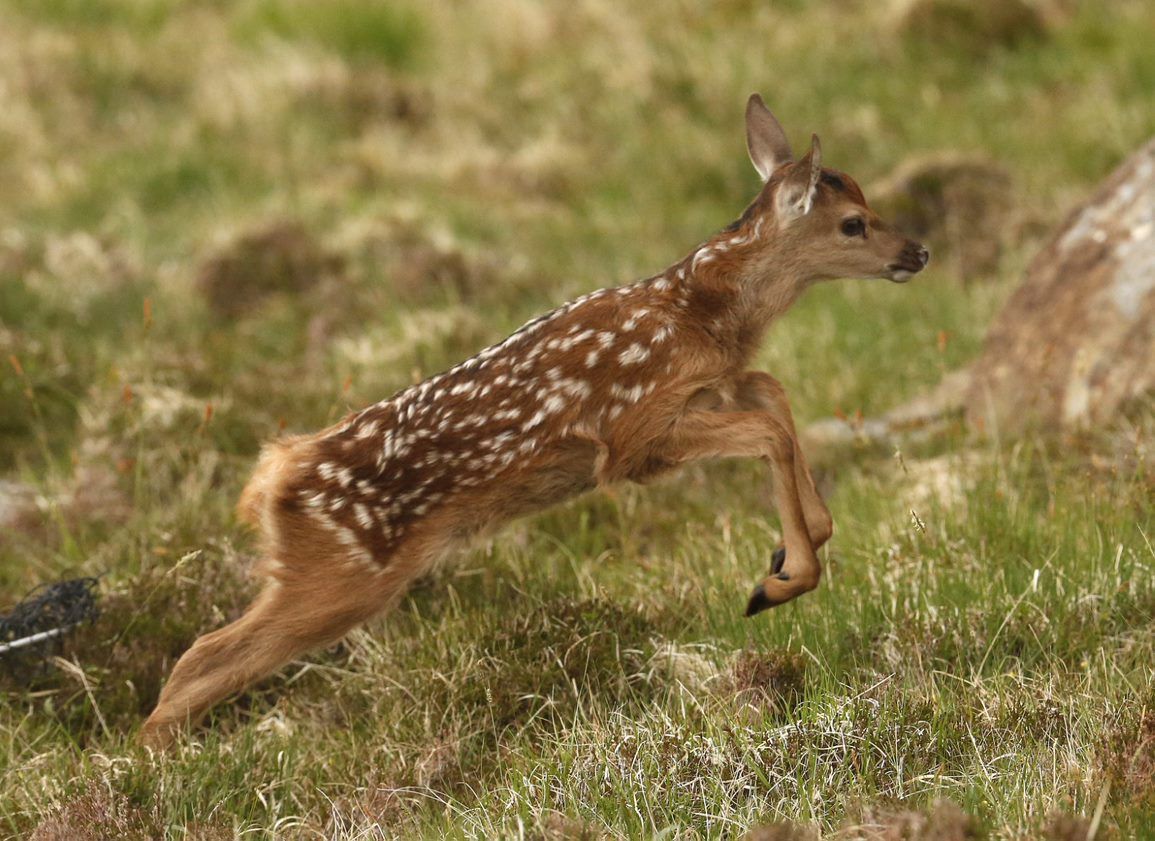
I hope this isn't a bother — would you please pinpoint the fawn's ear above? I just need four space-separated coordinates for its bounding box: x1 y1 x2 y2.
775 133 822 223
745 94 793 182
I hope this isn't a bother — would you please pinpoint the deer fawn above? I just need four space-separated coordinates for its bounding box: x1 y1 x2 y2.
141 94 928 748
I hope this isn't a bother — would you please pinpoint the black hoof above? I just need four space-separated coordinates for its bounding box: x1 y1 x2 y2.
770 546 786 575
745 584 773 617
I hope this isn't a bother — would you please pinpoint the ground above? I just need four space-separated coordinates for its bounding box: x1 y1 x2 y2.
1 0 1153 838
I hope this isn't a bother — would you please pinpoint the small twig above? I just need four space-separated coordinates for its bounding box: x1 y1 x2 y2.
52 656 111 739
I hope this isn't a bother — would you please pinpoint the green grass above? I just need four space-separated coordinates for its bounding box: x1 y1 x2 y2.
1 0 1154 837
233 0 427 71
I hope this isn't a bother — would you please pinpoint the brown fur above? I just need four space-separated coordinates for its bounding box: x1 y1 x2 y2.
140 95 927 748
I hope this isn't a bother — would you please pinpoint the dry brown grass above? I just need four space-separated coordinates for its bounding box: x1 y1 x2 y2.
28 781 159 841
30 779 233 841
1099 701 1155 806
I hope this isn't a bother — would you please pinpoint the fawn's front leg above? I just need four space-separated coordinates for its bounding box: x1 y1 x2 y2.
660 408 822 613
734 372 833 578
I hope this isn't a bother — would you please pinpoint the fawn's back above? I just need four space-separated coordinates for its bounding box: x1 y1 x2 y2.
243 270 729 572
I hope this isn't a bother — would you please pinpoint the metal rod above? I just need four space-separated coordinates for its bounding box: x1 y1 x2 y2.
0 625 73 656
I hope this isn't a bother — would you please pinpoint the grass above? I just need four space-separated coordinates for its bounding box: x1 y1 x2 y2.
1 0 1154 837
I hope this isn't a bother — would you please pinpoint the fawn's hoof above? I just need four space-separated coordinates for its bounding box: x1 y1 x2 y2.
745 583 774 617
770 546 787 575
745 567 819 616
139 717 179 752
747 550 789 617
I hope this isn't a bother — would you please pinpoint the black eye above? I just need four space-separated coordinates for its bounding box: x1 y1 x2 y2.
841 217 866 237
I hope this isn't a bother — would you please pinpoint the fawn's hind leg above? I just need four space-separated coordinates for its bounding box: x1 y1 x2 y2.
140 562 395 750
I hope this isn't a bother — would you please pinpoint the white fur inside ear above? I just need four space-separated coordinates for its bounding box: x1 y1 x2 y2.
798 183 816 215
776 183 817 224
752 154 777 183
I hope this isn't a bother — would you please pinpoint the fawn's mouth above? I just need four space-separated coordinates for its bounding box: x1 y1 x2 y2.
886 243 930 282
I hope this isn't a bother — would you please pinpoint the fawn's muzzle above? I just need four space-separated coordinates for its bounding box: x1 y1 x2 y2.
886 242 930 283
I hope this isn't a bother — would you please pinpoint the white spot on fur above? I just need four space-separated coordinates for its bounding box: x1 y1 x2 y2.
611 383 647 403
691 246 716 271
559 378 591 399
618 343 650 365
622 308 649 332
301 489 327 510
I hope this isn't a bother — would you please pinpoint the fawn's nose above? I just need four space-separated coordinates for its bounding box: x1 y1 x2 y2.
900 241 929 270
886 241 930 283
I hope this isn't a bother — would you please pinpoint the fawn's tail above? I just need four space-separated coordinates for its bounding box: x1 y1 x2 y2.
237 439 304 529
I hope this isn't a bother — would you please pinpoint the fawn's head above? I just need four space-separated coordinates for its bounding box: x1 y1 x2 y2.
741 94 929 284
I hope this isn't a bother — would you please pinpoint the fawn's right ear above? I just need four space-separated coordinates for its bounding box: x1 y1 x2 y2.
745 93 794 182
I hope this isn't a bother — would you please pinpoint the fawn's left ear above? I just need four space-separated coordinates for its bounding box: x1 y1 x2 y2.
746 93 794 182
775 134 822 224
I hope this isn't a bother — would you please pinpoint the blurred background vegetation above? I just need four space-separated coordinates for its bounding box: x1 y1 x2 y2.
1 0 1153 837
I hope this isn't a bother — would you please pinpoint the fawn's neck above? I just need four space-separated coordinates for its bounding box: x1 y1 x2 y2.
670 221 805 365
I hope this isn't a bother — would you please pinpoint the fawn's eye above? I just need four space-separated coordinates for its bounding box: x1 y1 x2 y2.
840 217 866 238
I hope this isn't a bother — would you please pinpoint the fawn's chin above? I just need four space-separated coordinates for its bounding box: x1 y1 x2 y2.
886 269 916 283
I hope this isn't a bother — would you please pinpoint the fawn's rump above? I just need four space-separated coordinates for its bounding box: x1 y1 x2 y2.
235 435 345 579
236 436 308 530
